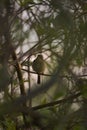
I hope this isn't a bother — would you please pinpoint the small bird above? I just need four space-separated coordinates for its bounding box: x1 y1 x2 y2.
32 55 45 84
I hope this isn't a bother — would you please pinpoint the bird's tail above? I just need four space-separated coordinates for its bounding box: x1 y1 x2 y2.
37 74 40 84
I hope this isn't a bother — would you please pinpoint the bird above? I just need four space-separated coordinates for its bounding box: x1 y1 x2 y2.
32 54 45 84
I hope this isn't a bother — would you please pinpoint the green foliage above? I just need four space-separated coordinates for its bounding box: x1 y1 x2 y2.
19 0 34 6
4 118 16 130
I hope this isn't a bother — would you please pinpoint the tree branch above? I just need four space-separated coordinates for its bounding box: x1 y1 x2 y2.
32 92 81 110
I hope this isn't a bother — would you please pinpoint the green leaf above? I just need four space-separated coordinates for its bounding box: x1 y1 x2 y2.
41 98 47 104
1 118 16 130
20 0 33 6
73 125 85 130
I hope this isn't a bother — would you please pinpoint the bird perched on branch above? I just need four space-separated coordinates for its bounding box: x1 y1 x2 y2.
32 55 45 84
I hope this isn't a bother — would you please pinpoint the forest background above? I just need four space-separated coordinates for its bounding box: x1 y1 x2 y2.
0 0 87 130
